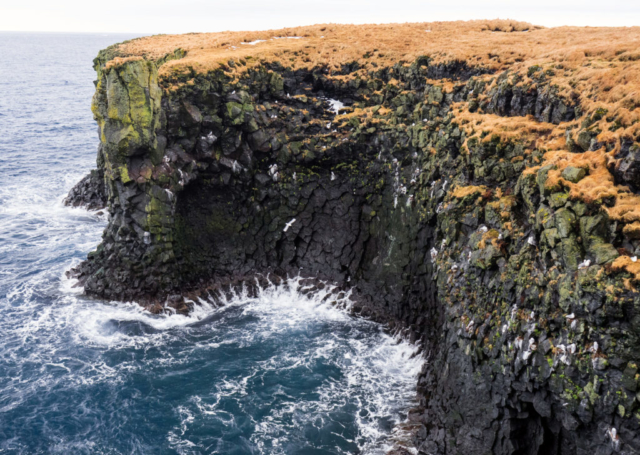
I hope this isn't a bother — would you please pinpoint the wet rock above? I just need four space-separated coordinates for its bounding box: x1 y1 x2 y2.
63 168 107 210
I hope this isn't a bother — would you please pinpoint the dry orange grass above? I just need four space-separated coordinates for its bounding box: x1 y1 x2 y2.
333 105 394 124
623 221 640 238
452 185 487 199
454 108 566 151
488 195 517 219
612 255 640 283
115 20 547 76
522 148 640 223
105 55 143 70
113 21 640 86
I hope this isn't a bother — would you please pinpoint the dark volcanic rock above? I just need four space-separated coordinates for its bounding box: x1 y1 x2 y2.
612 141 640 191
64 167 107 211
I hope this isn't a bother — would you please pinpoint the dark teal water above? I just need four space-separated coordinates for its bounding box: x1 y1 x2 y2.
0 33 421 455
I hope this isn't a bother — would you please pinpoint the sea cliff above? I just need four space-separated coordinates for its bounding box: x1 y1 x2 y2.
67 21 640 454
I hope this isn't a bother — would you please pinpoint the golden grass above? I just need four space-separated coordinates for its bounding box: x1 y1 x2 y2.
523 148 640 222
110 21 639 85
622 221 640 238
612 255 640 283
110 18 640 122
452 185 487 198
542 150 616 201
105 55 143 70
115 21 549 76
107 22 640 138
607 192 640 223
478 229 501 250
454 108 566 151
480 19 536 32
488 195 517 220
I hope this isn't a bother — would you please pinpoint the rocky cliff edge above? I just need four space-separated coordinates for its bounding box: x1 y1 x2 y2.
66 21 640 454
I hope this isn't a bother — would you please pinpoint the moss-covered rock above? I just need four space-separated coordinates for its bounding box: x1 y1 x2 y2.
561 166 587 183
69 47 640 455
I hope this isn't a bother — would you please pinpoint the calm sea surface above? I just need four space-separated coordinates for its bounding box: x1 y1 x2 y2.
0 32 421 455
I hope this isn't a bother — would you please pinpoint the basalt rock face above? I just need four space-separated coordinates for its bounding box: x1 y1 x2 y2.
64 166 107 210
70 49 640 454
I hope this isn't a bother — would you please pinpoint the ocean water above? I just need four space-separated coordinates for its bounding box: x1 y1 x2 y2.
0 33 422 455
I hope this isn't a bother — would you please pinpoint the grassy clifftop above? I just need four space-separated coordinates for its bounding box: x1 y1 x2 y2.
96 20 640 287
68 21 640 453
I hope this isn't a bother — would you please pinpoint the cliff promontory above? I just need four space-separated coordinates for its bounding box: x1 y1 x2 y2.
67 21 640 454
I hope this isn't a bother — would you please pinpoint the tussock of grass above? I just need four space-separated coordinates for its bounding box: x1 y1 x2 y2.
543 150 615 200
488 195 517 220
452 185 487 199
478 229 501 250
455 108 566 150
612 255 640 283
607 192 640 223
104 56 143 70
528 149 640 223
623 221 640 238
521 148 640 223
480 19 537 32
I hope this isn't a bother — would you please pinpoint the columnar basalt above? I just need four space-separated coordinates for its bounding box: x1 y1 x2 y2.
67 22 640 454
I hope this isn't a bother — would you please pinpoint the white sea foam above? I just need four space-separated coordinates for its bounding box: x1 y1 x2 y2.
136 276 421 454
1 165 422 455
4 269 423 454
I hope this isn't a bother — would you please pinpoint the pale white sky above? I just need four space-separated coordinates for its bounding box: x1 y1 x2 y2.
1 0 639 34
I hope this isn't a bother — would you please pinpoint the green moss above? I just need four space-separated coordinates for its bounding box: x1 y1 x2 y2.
94 58 162 174
119 166 131 184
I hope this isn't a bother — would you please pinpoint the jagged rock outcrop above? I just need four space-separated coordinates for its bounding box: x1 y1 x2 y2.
68 22 640 454
64 166 107 210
